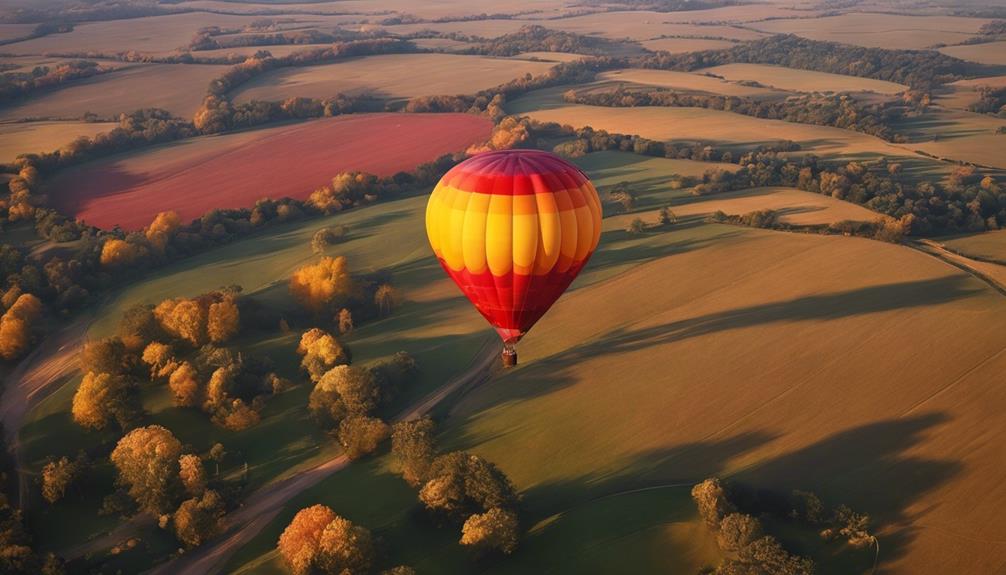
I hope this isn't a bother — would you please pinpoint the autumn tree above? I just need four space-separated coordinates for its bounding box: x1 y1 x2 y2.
142 341 177 380
100 238 144 269
41 455 84 504
110 425 183 514
71 371 140 431
298 328 350 382
155 298 207 347
213 398 262 431
692 478 735 529
337 308 353 335
118 304 160 350
204 365 236 413
419 451 518 518
460 507 519 554
391 417 436 486
277 504 339 575
717 513 764 555
309 365 379 430
168 361 201 407
316 515 375 574
178 454 207 496
311 225 349 254
289 256 358 314
374 283 398 317
80 337 131 375
173 489 225 548
0 293 42 361
207 295 240 343
337 415 390 460
145 210 181 253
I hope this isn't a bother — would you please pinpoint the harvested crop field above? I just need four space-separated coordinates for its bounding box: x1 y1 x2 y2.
750 13 990 49
698 63 907 94
899 108 1006 169
230 53 556 103
0 120 116 162
0 64 224 121
670 186 879 225
597 69 784 98
941 230 1006 263
449 225 1006 575
3 12 267 55
938 41 1006 66
45 112 492 230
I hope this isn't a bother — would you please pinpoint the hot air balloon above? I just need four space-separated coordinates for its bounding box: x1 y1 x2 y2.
426 149 602 366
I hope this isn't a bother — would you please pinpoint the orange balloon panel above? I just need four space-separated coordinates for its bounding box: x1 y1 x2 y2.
426 150 601 344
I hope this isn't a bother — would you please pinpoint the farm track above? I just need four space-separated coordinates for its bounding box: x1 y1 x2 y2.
61 336 499 573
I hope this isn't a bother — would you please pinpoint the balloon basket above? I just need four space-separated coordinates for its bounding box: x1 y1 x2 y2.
501 344 517 367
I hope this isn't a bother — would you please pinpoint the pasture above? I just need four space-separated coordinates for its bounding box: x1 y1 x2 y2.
939 41 1006 66
698 63 908 95
44 112 492 230
750 12 991 49
230 54 556 104
0 120 116 162
0 64 223 121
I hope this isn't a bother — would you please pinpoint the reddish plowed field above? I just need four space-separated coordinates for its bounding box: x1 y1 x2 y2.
47 113 492 230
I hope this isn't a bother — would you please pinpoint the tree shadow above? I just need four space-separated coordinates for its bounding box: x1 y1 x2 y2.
516 412 957 571
732 412 960 567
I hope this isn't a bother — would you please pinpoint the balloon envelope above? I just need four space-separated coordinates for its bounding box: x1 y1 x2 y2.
425 149 602 344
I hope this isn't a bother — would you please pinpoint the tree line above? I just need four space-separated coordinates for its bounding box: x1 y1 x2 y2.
193 38 417 134
459 24 623 57
530 120 1004 235
633 34 998 90
0 60 112 106
563 85 913 141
